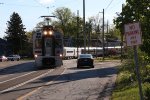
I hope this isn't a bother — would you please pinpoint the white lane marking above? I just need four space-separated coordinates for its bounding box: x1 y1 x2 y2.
17 68 66 100
0 72 36 84
0 69 54 94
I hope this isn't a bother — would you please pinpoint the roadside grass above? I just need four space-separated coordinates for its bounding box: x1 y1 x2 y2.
111 83 150 100
111 59 150 100
95 55 121 62
95 54 150 100
112 85 140 100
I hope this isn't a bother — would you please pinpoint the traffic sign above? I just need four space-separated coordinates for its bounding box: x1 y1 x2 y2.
124 22 142 46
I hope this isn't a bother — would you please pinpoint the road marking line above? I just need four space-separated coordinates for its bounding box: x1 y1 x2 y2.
0 69 54 94
17 67 66 100
0 71 36 84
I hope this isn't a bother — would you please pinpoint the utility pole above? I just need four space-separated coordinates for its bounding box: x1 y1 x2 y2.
102 9 105 60
107 20 109 34
83 0 86 53
121 4 124 62
77 10 79 58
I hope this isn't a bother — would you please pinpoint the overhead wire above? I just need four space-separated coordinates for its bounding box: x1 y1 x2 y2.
105 0 114 11
0 2 44 8
106 0 124 12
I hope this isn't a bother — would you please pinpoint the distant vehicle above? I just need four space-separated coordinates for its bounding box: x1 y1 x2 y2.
77 54 94 68
7 55 21 61
0 55 8 62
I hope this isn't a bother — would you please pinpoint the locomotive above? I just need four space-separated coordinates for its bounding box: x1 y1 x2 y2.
33 17 63 68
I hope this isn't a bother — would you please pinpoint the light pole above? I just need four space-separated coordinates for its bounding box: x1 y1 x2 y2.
99 9 105 60
83 0 86 53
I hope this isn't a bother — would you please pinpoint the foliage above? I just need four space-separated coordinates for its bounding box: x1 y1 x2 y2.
114 0 150 55
112 83 150 100
144 85 150 100
52 7 78 37
5 12 28 55
111 47 150 99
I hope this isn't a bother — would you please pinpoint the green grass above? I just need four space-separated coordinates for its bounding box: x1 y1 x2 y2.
111 83 150 100
111 86 140 100
95 55 121 62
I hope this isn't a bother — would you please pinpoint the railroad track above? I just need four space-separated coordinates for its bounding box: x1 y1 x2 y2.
0 61 65 97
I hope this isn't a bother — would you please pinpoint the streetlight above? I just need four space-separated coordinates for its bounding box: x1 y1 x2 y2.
83 0 86 53
99 9 105 60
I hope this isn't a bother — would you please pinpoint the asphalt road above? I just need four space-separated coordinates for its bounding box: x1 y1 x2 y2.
22 60 120 100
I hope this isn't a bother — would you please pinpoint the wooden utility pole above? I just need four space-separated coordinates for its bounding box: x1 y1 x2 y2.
83 0 86 53
102 9 105 60
77 10 79 58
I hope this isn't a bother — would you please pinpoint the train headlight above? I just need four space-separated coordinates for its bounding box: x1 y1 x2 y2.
43 31 48 35
48 31 53 35
60 54 62 57
34 54 38 58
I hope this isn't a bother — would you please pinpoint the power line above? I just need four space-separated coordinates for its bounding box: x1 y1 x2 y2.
0 2 44 8
107 0 123 12
105 0 114 11
33 0 46 7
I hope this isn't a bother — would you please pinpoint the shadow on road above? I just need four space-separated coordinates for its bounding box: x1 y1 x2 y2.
0 61 37 75
4 65 118 94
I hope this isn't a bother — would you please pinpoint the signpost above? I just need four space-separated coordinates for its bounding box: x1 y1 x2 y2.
124 22 142 46
124 22 143 100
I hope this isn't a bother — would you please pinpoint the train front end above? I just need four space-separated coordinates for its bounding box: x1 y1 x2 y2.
33 25 63 68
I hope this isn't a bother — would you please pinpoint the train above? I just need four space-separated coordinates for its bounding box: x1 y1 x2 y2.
62 46 123 59
33 24 64 68
33 27 123 68
33 17 123 68
33 28 123 67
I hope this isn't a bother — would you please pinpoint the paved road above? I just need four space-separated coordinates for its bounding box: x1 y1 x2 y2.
22 60 120 100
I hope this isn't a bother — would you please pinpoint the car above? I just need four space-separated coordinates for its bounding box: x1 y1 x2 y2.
77 54 94 68
7 55 21 61
0 55 8 62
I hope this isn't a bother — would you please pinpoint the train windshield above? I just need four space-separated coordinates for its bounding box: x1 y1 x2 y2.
45 38 52 47
35 39 42 49
55 39 63 48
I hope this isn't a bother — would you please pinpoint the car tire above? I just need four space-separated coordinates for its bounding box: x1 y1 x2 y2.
91 65 94 68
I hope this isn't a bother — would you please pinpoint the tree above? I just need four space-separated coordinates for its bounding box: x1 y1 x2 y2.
114 0 150 55
5 12 28 54
52 7 75 36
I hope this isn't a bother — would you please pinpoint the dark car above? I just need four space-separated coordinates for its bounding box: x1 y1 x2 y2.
77 54 94 68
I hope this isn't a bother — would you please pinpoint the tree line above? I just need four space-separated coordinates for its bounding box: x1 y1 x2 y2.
114 0 150 55
5 0 149 57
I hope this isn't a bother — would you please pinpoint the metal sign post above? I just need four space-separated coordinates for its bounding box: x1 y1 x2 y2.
124 22 143 100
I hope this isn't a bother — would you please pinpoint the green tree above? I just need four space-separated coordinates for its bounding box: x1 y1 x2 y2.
114 0 150 55
52 7 78 37
5 12 28 54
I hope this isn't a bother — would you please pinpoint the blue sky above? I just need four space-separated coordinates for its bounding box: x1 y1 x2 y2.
0 0 125 38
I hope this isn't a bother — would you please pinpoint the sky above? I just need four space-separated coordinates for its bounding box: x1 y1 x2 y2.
0 0 126 38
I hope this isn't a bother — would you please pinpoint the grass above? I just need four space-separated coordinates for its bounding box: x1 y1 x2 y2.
111 86 140 100
94 55 121 62
111 83 150 100
110 59 150 100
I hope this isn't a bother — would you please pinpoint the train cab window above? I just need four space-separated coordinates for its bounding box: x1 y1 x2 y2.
45 38 52 47
55 39 63 48
35 39 42 48
67 51 73 53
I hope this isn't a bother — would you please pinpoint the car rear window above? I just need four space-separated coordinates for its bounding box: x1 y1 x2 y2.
79 54 92 58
